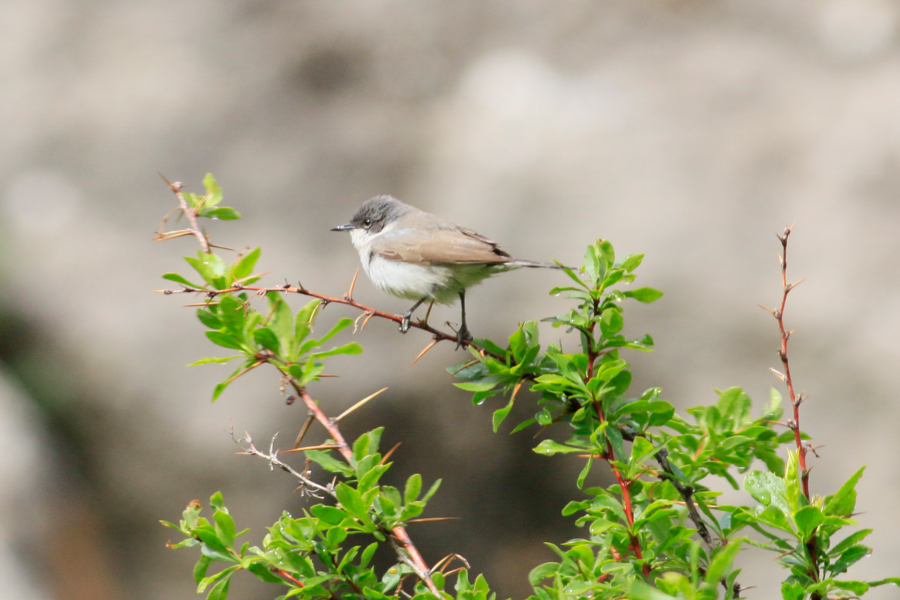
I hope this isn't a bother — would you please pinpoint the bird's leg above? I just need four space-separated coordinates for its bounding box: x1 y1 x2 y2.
456 291 473 346
400 296 429 333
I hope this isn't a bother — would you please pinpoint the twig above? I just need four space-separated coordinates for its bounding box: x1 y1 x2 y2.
773 224 810 499
157 283 503 359
270 567 305 587
769 225 819 590
157 173 210 254
237 432 334 498
288 384 440 595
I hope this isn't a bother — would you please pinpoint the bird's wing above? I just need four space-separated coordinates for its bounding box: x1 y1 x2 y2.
370 227 512 265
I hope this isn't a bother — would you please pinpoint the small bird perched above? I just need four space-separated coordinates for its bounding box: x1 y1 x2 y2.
332 195 565 342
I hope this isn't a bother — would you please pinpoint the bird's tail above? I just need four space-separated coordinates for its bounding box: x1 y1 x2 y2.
511 259 575 270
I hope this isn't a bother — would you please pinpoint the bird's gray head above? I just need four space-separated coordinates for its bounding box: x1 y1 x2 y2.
331 195 411 235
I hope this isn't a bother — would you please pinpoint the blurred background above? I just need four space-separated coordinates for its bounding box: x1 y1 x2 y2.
2 0 900 598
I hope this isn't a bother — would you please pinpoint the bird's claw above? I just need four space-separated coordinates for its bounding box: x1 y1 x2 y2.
399 314 411 334
455 324 473 349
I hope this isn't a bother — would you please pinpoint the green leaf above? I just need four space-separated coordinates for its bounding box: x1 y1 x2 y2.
794 505 824 541
185 251 229 287
216 295 245 333
756 505 794 534
455 376 504 393
831 580 870 594
404 474 422 504
187 356 242 366
303 317 354 354
202 173 223 207
353 428 383 460
533 439 584 456
253 327 280 353
832 545 871 574
620 253 644 272
868 577 900 588
292 300 321 348
824 466 865 517
492 396 515 433
359 543 378 568
207 573 231 600
335 483 368 521
600 307 624 336
265 294 293 354
213 511 236 549
232 247 261 281
247 562 285 584
422 479 442 503
744 470 787 512
193 555 212 584
209 492 226 511
306 450 354 476
629 581 678 600
310 505 347 526
629 436 656 466
202 206 241 220
829 529 872 558
211 362 248 401
212 381 230 402
782 581 804 600
576 454 592 489
206 331 245 350
194 527 230 557
310 342 363 359
196 308 221 329
325 525 348 547
163 272 206 289
705 540 741 587
623 287 664 303
584 244 602 283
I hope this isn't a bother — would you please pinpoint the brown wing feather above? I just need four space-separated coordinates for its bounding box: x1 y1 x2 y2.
371 227 512 265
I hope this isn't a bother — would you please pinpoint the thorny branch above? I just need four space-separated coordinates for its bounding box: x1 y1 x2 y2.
157 180 441 595
763 224 820 590
287 385 440 594
156 175 211 254
160 281 505 360
237 431 333 499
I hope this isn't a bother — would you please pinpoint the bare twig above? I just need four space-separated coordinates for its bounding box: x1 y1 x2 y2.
237 432 333 498
769 225 819 589
773 224 811 499
156 172 211 254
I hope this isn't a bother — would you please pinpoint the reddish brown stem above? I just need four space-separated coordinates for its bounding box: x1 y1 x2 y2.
586 299 649 577
775 226 810 501
293 387 439 595
164 283 505 361
159 180 440 595
271 567 304 587
774 225 818 586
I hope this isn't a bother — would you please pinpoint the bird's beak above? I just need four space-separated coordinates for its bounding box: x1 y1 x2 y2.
331 223 354 232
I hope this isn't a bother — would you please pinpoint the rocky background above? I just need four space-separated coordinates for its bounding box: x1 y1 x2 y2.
2 1 900 599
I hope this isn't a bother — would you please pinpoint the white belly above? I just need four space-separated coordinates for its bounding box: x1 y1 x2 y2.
363 254 506 304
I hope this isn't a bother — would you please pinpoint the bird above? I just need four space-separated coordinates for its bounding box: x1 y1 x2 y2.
331 195 565 342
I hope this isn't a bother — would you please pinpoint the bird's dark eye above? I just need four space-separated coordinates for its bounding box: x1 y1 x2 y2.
363 218 372 228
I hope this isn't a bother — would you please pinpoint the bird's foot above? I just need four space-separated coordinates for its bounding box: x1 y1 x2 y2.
455 323 473 349
399 313 411 334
